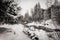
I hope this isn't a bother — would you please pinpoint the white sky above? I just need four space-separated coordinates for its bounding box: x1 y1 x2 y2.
16 0 60 16
17 0 47 16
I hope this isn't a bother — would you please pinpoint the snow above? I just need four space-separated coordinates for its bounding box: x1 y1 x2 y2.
26 19 56 29
26 21 44 26
44 19 56 29
0 19 56 40
25 19 57 40
0 24 31 40
37 30 49 40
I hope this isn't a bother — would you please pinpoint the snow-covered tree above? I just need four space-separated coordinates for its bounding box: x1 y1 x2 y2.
32 3 44 22
0 0 21 24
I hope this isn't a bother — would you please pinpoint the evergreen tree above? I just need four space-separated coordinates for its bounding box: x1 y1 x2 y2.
44 8 51 20
24 11 30 23
51 5 60 25
0 0 21 24
32 2 44 22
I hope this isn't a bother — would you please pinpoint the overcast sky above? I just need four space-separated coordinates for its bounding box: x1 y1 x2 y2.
16 0 60 16
17 0 47 16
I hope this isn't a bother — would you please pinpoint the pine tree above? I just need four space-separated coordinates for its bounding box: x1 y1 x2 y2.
32 2 44 22
50 1 60 40
24 11 30 23
0 0 21 24
44 7 51 20
51 5 60 25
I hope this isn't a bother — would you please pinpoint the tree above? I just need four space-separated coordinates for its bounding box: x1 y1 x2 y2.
51 5 60 25
32 2 44 22
0 0 21 24
50 4 60 40
44 7 51 20
46 0 55 8
24 11 30 23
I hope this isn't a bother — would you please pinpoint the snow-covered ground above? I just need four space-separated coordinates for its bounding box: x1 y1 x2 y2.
0 24 31 40
0 19 57 40
25 19 57 40
26 19 56 29
44 19 56 29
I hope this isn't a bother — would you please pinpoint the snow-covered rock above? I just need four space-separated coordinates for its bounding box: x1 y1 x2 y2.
44 19 56 29
26 21 44 26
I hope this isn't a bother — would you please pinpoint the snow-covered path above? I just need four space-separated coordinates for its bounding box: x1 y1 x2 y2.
0 24 31 40
0 19 56 40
